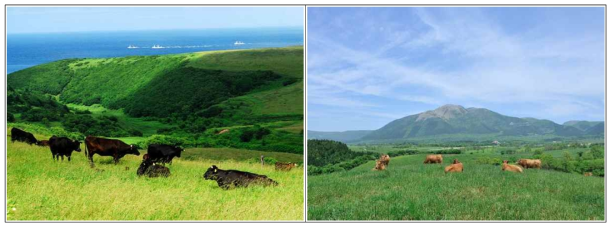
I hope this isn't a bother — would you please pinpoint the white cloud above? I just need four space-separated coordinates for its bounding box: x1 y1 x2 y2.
308 7 604 129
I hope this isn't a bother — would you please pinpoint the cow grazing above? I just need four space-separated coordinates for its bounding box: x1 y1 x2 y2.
444 159 464 173
275 162 297 171
147 144 183 165
36 140 50 146
10 128 37 145
84 136 140 164
584 172 593 177
49 136 82 162
502 160 523 173
424 154 443 164
516 159 542 169
203 165 278 189
373 154 391 171
137 158 170 177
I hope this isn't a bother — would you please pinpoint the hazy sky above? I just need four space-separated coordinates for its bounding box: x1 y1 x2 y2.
308 7 605 132
7 7 304 34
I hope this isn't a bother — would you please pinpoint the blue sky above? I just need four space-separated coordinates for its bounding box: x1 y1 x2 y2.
308 7 605 132
7 7 303 34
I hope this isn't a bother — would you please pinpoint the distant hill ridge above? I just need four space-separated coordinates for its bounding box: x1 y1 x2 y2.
309 104 603 143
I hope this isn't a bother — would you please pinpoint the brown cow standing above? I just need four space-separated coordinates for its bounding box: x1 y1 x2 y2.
373 154 391 171
424 154 443 164
502 160 523 173
444 159 463 173
516 159 542 169
275 162 297 171
84 136 140 165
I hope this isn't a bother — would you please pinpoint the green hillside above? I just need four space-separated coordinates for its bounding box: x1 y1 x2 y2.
360 104 602 142
7 141 303 220
7 46 304 154
308 153 604 220
307 130 372 142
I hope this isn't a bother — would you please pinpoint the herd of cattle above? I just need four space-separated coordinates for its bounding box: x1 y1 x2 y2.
10 127 298 189
372 153 544 174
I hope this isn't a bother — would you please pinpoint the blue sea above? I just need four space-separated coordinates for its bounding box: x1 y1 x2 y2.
7 27 303 74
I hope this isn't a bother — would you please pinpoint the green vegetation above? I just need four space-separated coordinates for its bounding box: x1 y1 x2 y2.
308 151 604 220
7 46 303 154
7 141 303 220
357 104 603 143
6 47 304 220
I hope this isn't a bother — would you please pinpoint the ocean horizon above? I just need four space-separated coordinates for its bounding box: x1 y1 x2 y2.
6 27 303 74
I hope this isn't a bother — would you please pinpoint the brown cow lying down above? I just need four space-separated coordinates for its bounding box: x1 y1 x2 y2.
373 154 390 171
584 172 593 177
275 162 298 171
502 160 523 173
424 154 443 164
517 159 542 169
36 140 50 146
445 159 463 173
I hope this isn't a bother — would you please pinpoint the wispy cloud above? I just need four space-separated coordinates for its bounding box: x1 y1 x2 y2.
308 7 604 131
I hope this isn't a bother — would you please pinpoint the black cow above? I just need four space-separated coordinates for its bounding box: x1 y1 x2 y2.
147 144 183 165
85 136 140 165
11 128 37 145
203 165 278 189
49 136 82 162
137 158 170 177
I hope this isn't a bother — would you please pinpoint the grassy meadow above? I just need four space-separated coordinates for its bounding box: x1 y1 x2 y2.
308 153 604 221
7 141 304 221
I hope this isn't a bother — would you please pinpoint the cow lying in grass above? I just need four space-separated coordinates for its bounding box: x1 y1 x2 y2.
137 158 170 178
502 160 523 173
373 154 390 171
203 165 278 189
517 159 542 169
444 159 463 173
275 162 297 171
584 172 593 177
36 140 50 146
424 154 443 164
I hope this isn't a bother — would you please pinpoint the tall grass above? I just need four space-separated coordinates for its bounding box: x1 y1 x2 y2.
7 141 303 221
308 154 604 220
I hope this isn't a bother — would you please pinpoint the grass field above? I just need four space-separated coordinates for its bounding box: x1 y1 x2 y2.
7 141 303 221
308 154 604 221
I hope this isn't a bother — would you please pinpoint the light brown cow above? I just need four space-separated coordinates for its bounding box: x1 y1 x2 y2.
373 154 391 171
217 129 230 135
517 159 542 169
275 162 298 171
502 160 523 173
584 172 593 177
444 159 463 173
423 154 443 164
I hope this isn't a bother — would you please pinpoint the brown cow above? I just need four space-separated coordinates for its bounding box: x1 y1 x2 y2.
502 160 523 173
424 154 443 164
217 129 230 135
275 162 297 171
36 140 50 146
584 172 593 177
444 159 463 173
373 154 391 171
517 159 542 169
85 136 140 165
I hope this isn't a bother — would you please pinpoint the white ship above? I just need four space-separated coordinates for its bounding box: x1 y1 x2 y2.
152 45 164 49
234 41 245 45
127 45 138 49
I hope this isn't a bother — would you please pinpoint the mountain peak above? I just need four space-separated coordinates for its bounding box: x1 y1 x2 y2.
416 104 467 121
